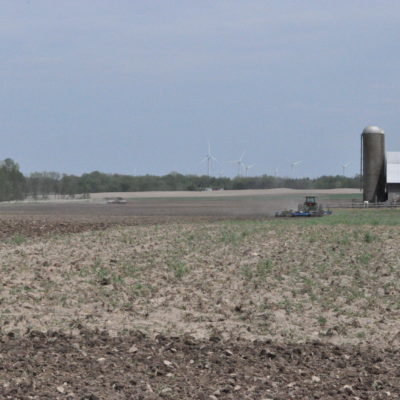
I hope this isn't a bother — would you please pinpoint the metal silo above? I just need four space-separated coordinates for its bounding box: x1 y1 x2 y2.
361 126 386 202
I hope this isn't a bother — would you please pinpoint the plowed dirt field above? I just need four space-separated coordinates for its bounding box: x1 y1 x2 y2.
0 196 398 399
1 330 398 400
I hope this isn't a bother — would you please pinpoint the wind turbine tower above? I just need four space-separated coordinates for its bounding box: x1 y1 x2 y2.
290 160 302 174
342 162 351 176
229 151 246 176
200 142 217 176
244 163 254 177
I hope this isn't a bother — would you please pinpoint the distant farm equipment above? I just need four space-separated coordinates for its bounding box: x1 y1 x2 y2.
275 196 332 217
106 197 127 204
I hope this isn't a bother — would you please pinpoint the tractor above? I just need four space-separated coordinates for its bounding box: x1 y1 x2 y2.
298 196 320 213
275 196 332 217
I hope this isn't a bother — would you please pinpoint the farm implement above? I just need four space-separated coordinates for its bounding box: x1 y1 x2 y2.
275 196 332 218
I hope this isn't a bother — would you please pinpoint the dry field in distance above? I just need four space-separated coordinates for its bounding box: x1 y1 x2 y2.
0 189 399 399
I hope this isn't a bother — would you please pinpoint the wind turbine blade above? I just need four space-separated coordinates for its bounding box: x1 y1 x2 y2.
208 141 211 155
239 151 246 161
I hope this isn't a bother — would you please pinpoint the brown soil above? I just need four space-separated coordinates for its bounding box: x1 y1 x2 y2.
0 215 259 241
0 198 282 219
0 199 398 399
0 188 354 220
1 330 398 400
0 198 278 240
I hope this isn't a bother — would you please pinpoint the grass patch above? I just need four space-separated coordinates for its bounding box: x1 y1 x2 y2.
272 209 400 226
167 258 187 279
241 259 274 281
363 231 377 243
11 235 26 245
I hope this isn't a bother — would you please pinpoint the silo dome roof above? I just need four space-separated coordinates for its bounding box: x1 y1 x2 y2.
363 125 384 134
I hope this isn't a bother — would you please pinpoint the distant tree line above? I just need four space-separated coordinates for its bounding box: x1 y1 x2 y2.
0 159 26 201
0 158 361 201
24 170 360 199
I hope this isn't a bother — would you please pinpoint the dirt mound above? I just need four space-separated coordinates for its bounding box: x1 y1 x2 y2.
0 330 397 399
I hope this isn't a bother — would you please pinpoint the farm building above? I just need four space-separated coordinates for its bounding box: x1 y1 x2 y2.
386 152 400 202
361 126 400 203
361 126 387 202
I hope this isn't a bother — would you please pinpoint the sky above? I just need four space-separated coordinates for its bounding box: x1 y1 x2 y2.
1 0 400 178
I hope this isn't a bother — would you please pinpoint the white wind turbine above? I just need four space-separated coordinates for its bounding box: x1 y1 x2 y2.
200 141 217 176
342 162 351 176
290 160 302 174
229 151 246 176
244 163 254 177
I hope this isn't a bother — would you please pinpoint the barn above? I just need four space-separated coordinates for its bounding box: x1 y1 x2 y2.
386 152 400 202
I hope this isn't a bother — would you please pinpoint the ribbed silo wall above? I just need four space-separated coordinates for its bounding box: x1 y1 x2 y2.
362 132 386 202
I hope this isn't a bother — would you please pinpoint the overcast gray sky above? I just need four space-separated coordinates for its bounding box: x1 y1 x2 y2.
1 1 399 177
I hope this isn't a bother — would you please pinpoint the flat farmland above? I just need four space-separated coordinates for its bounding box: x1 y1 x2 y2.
0 187 361 220
1 189 399 399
